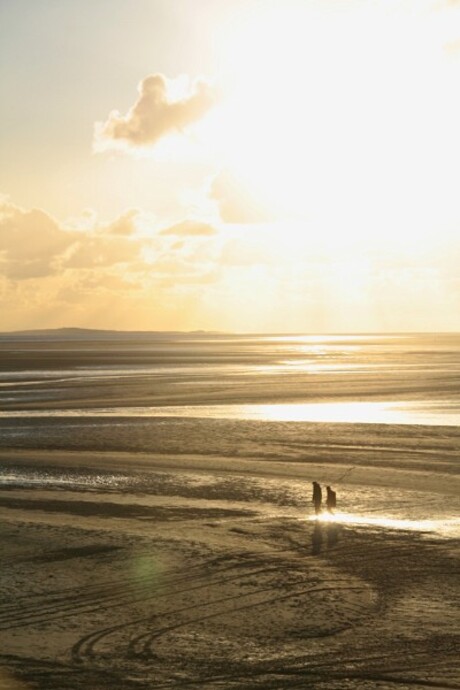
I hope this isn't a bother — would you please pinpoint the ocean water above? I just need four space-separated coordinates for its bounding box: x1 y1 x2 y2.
1 332 460 538
1 332 460 425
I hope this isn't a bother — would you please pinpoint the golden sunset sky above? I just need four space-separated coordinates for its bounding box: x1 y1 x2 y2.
1 0 459 332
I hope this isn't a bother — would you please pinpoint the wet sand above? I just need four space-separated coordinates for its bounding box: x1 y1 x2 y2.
1 437 459 690
1 333 459 688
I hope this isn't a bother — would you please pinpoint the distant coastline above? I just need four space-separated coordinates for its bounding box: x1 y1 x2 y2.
1 327 459 341
0 327 224 340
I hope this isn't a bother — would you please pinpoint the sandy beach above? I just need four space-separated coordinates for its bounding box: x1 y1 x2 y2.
3 0 460 682
1 433 459 689
1 333 459 689
4 0 460 681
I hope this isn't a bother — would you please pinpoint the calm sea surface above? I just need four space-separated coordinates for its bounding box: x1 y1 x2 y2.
1 332 460 426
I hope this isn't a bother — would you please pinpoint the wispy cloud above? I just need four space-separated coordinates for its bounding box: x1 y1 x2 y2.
102 209 139 235
160 220 217 236
210 170 275 224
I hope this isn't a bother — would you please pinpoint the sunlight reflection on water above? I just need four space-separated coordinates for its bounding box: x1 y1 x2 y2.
239 401 460 425
309 512 460 537
2 400 460 426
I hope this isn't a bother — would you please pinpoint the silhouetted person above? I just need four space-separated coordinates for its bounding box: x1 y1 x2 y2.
326 485 336 513
312 481 322 515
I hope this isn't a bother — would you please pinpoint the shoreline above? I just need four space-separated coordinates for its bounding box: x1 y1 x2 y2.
1 445 460 497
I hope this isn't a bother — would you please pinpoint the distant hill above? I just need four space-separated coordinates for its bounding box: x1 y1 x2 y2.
0 327 223 340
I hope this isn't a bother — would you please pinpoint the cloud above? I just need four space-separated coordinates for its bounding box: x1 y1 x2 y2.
103 209 139 235
55 273 139 304
210 170 274 224
147 254 218 287
95 74 218 151
0 196 225 330
64 235 141 269
2 194 460 332
220 238 272 266
0 200 75 279
0 199 144 279
62 210 143 269
159 220 217 236
0 196 225 314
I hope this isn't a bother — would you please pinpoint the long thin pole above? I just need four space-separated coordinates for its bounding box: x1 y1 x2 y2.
335 466 355 483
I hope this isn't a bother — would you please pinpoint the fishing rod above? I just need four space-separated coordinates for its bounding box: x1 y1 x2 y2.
310 466 355 489
335 465 355 483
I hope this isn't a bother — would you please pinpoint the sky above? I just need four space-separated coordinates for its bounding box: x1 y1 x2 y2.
1 0 459 333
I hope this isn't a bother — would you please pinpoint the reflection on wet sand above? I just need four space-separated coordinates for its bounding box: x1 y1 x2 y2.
311 520 340 555
3 399 460 426
310 512 460 537
246 401 460 426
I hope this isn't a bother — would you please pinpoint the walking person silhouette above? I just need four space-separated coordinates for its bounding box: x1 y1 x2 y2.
326 485 337 513
312 481 322 515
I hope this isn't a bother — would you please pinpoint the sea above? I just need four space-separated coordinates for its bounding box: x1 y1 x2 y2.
1 331 460 425
0 330 459 537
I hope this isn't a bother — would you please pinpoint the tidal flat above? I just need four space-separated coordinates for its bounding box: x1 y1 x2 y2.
0 331 459 689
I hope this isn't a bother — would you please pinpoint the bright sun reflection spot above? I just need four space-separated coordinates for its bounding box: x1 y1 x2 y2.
255 361 368 375
309 512 460 537
2 400 460 426
245 402 407 424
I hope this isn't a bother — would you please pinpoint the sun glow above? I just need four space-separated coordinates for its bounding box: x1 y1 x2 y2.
198 0 460 248
2 0 460 332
